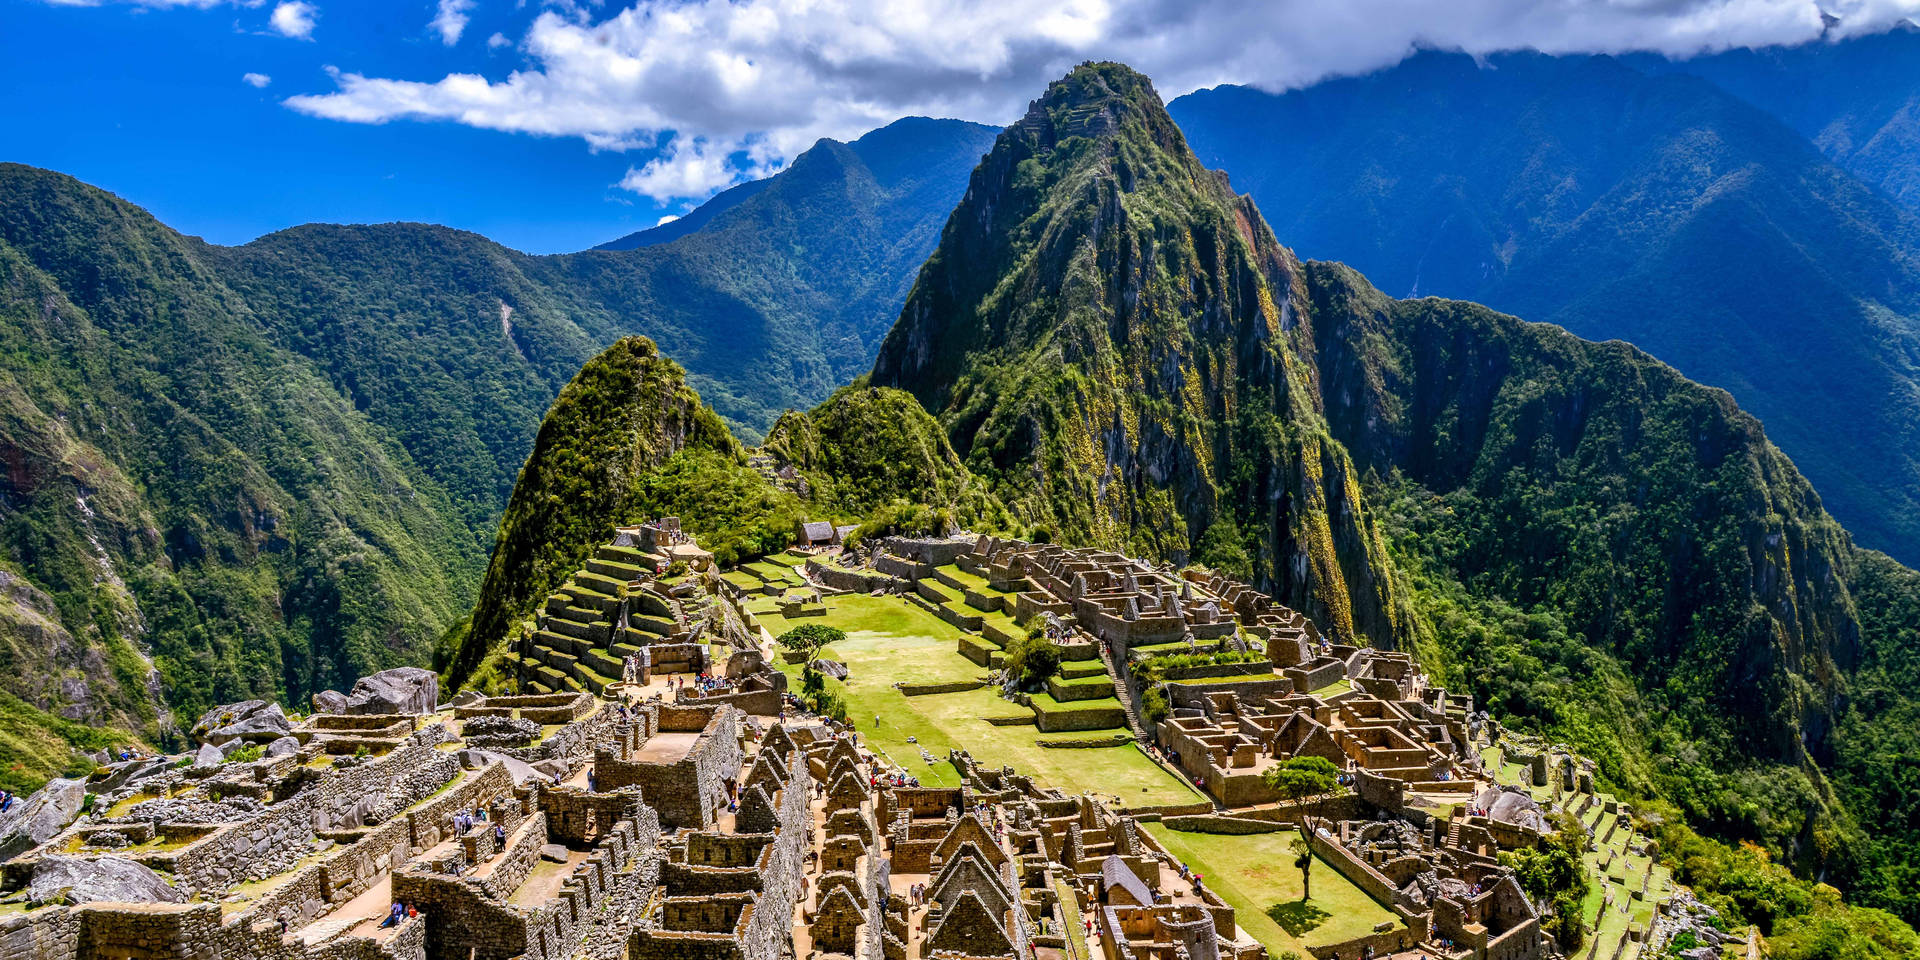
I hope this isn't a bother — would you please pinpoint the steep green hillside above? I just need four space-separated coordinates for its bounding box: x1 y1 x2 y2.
0 116 995 774
448 371 1014 691
1170 51 1920 568
0 164 476 738
1633 25 1920 211
871 61 1920 938
759 384 1005 522
443 336 742 690
872 63 1405 646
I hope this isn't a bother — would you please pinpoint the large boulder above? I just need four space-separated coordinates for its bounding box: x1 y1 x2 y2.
29 855 186 905
91 757 172 794
457 750 541 785
205 703 292 746
263 736 301 759
187 743 224 775
188 700 269 743
312 668 439 716
0 778 87 862
310 689 351 714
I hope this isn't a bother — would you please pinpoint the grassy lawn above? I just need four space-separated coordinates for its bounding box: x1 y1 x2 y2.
1142 825 1403 957
935 563 991 591
767 595 1197 805
1308 678 1352 698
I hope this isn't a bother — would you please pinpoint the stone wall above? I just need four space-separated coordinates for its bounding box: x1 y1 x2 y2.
172 790 317 893
77 902 222 960
599 706 742 829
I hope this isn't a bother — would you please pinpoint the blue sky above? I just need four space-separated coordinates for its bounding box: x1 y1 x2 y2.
1 0 684 253
6 0 1913 255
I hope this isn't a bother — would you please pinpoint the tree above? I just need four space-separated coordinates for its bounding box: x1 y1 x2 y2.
1264 755 1341 818
1003 633 1063 690
1194 517 1253 581
1291 836 1315 901
776 624 846 715
1507 811 1591 950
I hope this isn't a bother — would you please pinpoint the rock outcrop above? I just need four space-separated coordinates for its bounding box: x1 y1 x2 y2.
310 667 439 715
28 855 186 905
0 779 87 862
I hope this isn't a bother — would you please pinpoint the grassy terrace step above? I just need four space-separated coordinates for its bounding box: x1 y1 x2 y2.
550 604 601 625
595 544 648 563
567 658 618 695
935 563 992 592
917 578 961 603
610 642 643 660
533 630 580 655
762 551 809 567
587 557 646 580
629 614 676 636
722 570 764 589
1060 661 1108 679
560 583 618 613
573 571 627 597
744 561 801 583
580 648 624 678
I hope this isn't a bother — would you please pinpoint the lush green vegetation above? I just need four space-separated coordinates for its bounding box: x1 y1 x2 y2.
0 691 132 794
1171 50 1920 567
443 336 739 690
0 164 478 743
1504 813 1591 949
866 60 1920 948
1001 632 1062 690
872 62 1404 648
0 120 996 785
1142 825 1402 957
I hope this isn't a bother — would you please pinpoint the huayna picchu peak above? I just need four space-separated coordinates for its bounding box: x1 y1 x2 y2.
3 45 1920 960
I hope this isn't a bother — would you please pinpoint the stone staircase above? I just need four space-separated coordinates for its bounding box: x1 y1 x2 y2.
1094 638 1150 744
510 542 682 695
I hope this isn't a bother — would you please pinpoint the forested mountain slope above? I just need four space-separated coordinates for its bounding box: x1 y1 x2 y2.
0 164 477 751
0 116 996 780
1171 50 1920 567
873 60 1920 934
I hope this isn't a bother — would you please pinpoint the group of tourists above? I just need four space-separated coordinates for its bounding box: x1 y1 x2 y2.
379 901 419 928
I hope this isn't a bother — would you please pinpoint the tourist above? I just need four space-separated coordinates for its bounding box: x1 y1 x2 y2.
406 904 417 919
587 770 598 793
380 901 404 928
493 823 505 846
0 790 11 813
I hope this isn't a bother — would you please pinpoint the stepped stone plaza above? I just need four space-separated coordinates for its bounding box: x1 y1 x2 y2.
0 525 1695 960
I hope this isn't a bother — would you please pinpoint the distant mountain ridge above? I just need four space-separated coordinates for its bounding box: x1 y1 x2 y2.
1170 48 1920 566
0 113 996 782
872 61 1920 938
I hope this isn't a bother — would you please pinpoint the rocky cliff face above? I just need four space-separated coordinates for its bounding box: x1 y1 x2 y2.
870 62 1920 907
872 63 1405 646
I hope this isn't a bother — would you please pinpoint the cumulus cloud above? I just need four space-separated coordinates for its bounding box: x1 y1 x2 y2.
41 0 247 7
268 0 314 38
655 214 681 226
486 31 511 49
243 71 272 87
283 0 1920 202
431 0 475 44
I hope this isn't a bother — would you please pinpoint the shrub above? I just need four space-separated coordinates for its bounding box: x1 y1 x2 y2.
1003 633 1062 690
224 744 265 765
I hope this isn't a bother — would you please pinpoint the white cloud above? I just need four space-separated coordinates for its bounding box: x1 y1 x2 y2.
486 31 511 49
41 0 245 6
282 0 1920 202
655 214 681 226
431 0 475 44
268 0 314 38
242 71 272 87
